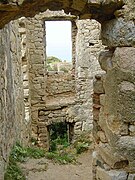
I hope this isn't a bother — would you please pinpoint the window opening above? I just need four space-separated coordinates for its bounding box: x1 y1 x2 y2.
45 21 72 72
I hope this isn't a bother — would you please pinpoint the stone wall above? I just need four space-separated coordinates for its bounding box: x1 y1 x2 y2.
0 1 135 179
74 19 104 132
25 16 46 142
0 21 26 178
92 9 135 180
0 0 124 28
18 18 31 143
23 11 76 144
0 24 15 179
93 49 135 180
20 12 74 148
38 71 75 147
46 71 75 97
17 11 104 149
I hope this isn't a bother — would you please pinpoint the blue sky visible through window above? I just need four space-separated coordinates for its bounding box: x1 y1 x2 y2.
45 21 72 62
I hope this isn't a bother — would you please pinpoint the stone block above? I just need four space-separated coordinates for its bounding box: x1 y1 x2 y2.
97 142 128 169
101 18 135 47
129 125 135 133
112 47 135 71
92 151 104 168
100 94 105 106
38 133 48 138
119 81 135 92
99 50 113 71
74 121 82 128
116 136 135 162
38 122 46 127
92 121 101 143
23 80 29 89
96 167 128 180
24 89 29 97
31 110 38 120
93 79 105 94
93 108 100 121
93 93 100 105
128 174 135 180
97 131 107 143
38 110 46 116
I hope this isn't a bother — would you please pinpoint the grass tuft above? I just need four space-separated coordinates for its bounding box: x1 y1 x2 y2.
4 143 46 180
45 151 76 164
46 131 92 164
4 156 25 180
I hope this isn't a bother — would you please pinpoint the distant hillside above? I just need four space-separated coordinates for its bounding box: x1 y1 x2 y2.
46 56 71 72
47 56 62 64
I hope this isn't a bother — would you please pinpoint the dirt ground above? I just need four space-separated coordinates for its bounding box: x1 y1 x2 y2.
20 150 93 180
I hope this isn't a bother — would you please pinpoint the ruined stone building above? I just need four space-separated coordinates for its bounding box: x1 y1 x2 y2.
16 10 103 149
0 0 135 180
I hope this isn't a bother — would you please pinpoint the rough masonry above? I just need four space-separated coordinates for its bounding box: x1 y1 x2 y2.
0 0 135 179
20 11 103 148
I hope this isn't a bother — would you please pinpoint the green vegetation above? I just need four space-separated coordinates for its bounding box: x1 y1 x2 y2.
75 142 90 154
10 143 45 162
47 123 92 164
47 56 61 64
45 151 76 164
4 131 92 179
73 132 92 154
4 143 46 180
46 56 71 72
47 56 61 71
49 135 70 152
45 131 92 164
60 67 69 73
4 156 25 180
30 137 38 146
48 122 71 163
49 122 69 151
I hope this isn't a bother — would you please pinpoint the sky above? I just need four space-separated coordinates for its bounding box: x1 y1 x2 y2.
45 21 72 62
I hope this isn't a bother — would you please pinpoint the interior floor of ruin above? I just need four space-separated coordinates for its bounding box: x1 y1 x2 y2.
19 150 93 180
